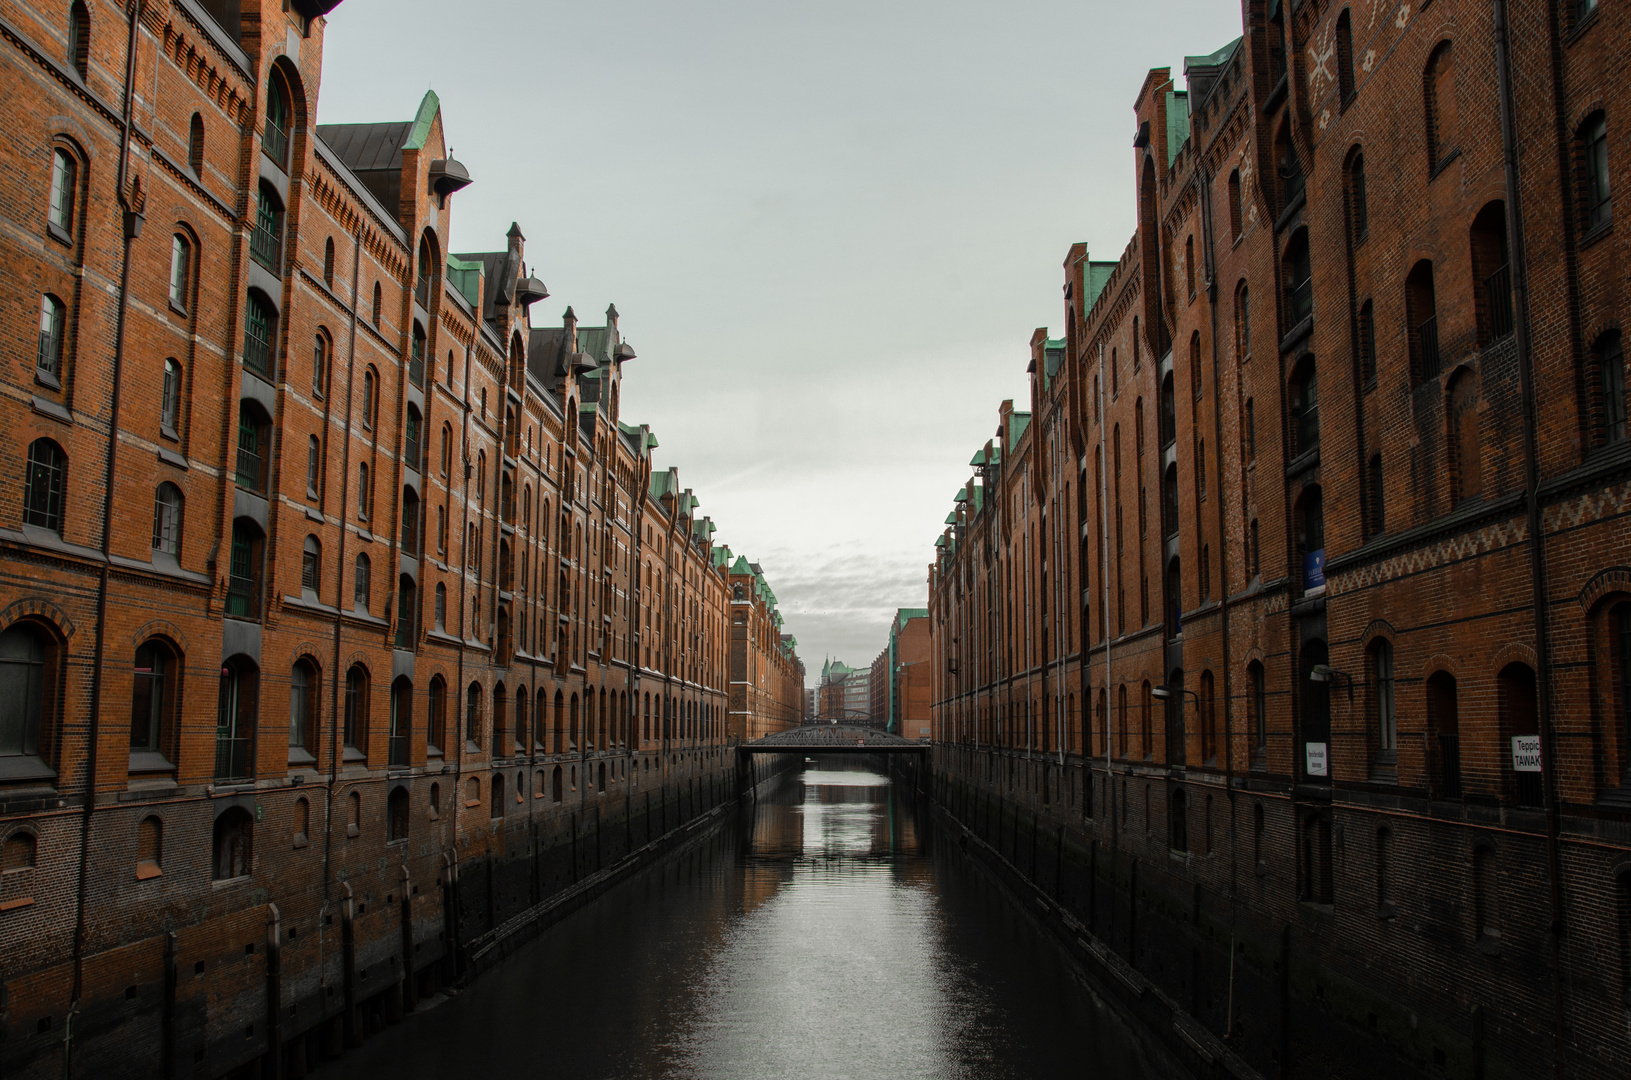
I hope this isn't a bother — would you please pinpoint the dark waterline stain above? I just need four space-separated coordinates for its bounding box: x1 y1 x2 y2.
316 763 1159 1080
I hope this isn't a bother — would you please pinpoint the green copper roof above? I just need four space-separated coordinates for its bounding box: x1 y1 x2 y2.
1186 37 1242 71
1084 261 1117 310
730 556 752 575
944 511 958 524
934 535 948 548
403 89 439 151
953 489 968 503
970 448 987 467
1166 90 1190 165
1008 412 1031 450
445 254 481 308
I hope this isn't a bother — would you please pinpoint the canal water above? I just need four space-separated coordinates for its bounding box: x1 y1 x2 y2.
317 761 1160 1080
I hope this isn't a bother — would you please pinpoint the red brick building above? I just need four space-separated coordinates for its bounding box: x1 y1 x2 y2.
0 2 802 1077
930 1 1631 1076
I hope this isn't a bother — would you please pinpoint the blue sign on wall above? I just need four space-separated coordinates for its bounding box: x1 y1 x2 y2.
1303 548 1326 592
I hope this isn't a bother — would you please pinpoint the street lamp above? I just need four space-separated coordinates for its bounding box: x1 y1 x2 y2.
1150 683 1198 767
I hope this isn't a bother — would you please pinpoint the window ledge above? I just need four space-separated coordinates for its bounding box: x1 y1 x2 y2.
1429 147 1462 181
346 824 359 838
0 897 37 912
0 755 57 783
1273 190 1306 233
288 747 317 767
1280 315 1314 355
158 447 188 470
128 750 175 776
1565 6 1601 43
46 221 73 248
135 862 162 881
31 395 70 423
168 299 189 319
1581 220 1613 251
342 747 366 763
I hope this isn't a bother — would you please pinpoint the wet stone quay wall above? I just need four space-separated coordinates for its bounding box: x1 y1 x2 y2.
917 749 1562 1080
0 750 796 1080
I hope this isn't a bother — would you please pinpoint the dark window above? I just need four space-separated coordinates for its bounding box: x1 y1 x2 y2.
1348 152 1368 240
1473 847 1499 941
323 237 335 287
251 184 283 272
363 368 377 429
152 483 183 556
24 439 66 532
434 583 446 630
306 436 321 499
427 677 446 752
343 666 367 751
466 683 482 745
243 290 276 378
1160 373 1176 447
354 553 371 612
1371 639 1396 754
1163 464 1179 538
226 520 263 619
388 785 409 839
1236 284 1250 359
357 462 371 520
1471 202 1513 344
1283 230 1312 328
1228 170 1242 240
263 71 290 167
212 808 253 879
1249 518 1260 578
188 113 205 174
1583 113 1611 231
235 401 270 493
161 358 183 435
1276 122 1303 209
131 642 174 753
0 625 48 759
371 282 382 326
1596 333 1627 444
1358 300 1376 384
137 817 162 877
312 335 327 399
389 680 411 768
215 657 257 782
169 235 191 312
1290 358 1319 456
1250 662 1267 755
1427 671 1461 797
1296 487 1325 596
395 577 416 650
67 3 88 79
401 486 420 555
301 535 320 595
410 325 426 388
1426 42 1458 172
48 149 76 237
36 295 65 383
289 660 316 754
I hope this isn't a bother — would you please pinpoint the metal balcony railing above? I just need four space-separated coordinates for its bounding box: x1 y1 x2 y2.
215 736 252 781
1418 315 1442 381
263 122 288 168
250 223 281 273
388 734 409 767
1285 277 1313 328
1485 265 1513 341
1437 734 1462 798
235 447 264 492
243 334 271 379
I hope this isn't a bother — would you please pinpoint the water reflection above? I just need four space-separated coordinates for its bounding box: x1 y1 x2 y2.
317 761 1154 1080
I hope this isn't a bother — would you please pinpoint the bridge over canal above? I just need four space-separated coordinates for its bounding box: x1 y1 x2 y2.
737 723 930 756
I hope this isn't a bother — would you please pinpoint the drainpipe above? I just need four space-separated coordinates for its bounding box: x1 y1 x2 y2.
322 226 363 1000
1492 2 1567 1075
70 3 146 1055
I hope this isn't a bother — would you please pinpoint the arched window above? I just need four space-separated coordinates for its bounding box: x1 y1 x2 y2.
1336 8 1355 104
131 640 177 757
169 235 191 313
0 624 51 765
161 358 183 436
1289 356 1319 456
1406 260 1440 383
1295 486 1325 595
357 461 372 520
226 520 264 618
137 816 163 878
312 335 328 399
401 486 420 554
1169 785 1189 852
1249 517 1261 577
343 666 368 753
1235 283 1250 360
1593 332 1627 445
243 289 277 378
1166 558 1182 642
48 148 77 238
1581 112 1611 231
1248 662 1267 760
410 323 426 388
389 678 412 767
466 682 482 746
1425 42 1458 173
215 656 258 781
251 183 284 272
1347 151 1368 241
1470 202 1512 344
388 785 409 841
188 113 205 175
306 436 321 500
1282 228 1312 328
362 368 378 430
1369 639 1396 759
67 2 89 80
434 582 447 631
347 791 361 834
353 552 371 612
416 235 434 306
395 576 416 650
440 423 452 477
297 535 320 597
263 67 291 167
289 659 317 757
476 451 486 506
552 765 563 802
1184 235 1196 299
515 686 529 749
1159 372 1176 447
36 294 66 383
371 282 382 327
1365 454 1385 538
1275 120 1303 210
212 808 253 880
151 483 183 557
1447 369 1482 504
235 401 271 493
1227 169 1242 240
322 237 335 287
1427 670 1462 797
1498 663 1541 807
428 676 446 753
1162 463 1179 538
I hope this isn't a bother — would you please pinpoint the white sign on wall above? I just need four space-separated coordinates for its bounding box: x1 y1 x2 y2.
1305 742 1329 777
1512 735 1542 773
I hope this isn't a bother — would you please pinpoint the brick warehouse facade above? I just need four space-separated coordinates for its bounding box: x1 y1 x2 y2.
0 2 805 1078
929 1 1631 1078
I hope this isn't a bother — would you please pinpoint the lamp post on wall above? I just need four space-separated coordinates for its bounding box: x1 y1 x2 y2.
1150 683 1199 768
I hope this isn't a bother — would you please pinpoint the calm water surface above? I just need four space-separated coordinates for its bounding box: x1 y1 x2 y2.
320 762 1159 1080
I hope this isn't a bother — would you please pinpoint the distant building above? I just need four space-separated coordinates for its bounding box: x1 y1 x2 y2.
818 658 872 723
869 610 931 737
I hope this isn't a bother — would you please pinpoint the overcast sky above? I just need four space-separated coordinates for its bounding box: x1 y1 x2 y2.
320 0 1244 685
